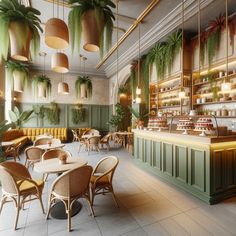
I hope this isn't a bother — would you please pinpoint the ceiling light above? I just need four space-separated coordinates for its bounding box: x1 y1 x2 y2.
51 52 69 73
58 82 69 95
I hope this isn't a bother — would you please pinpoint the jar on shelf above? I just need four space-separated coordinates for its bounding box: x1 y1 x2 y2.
221 106 228 117
216 110 221 117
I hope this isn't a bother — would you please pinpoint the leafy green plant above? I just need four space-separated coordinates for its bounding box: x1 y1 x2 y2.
165 30 182 74
32 75 52 98
75 76 92 98
0 120 13 162
118 84 130 95
0 0 43 61
129 107 149 120
6 60 29 90
33 105 45 119
108 103 125 131
68 0 115 57
71 104 85 124
8 106 33 129
45 102 60 125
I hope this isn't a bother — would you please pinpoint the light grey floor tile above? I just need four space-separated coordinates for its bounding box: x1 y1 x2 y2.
143 222 170 236
121 228 148 236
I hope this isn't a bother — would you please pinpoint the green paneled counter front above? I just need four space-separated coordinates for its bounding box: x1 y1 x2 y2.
133 130 236 204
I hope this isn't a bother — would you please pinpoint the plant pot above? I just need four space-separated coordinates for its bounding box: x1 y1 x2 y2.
13 70 24 92
38 83 46 98
81 10 104 52
80 83 87 98
9 21 32 61
58 82 69 94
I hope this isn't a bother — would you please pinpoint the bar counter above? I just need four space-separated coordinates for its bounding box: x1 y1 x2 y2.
133 129 236 204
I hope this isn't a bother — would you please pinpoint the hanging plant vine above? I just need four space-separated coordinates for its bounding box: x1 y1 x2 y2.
71 104 85 124
45 102 60 125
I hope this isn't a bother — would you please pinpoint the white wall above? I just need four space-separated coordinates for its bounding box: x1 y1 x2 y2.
17 70 109 105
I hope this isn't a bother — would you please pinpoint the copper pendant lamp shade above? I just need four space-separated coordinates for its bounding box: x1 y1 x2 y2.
51 52 69 73
45 18 69 49
58 82 69 94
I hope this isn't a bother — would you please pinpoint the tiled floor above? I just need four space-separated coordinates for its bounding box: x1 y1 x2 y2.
1 142 236 236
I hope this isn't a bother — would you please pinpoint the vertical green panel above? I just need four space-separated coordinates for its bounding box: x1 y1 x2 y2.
175 145 188 183
162 142 173 176
152 141 161 170
225 149 236 188
134 136 139 159
190 149 206 192
144 139 152 165
212 150 224 193
91 105 100 129
100 106 109 131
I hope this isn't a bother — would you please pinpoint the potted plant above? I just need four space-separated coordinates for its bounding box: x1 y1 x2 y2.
75 76 92 99
68 0 115 57
0 0 43 61
129 107 149 129
32 75 52 98
6 60 29 92
108 103 125 131
8 106 33 129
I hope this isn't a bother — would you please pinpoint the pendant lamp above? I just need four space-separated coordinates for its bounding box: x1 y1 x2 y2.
45 0 69 49
51 52 69 73
58 82 69 94
135 24 141 103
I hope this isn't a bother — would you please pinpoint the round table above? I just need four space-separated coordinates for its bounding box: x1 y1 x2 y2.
82 134 101 139
34 157 87 219
36 143 65 151
1 141 14 147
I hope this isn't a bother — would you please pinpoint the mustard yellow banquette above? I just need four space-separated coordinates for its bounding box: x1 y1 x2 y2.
3 128 68 143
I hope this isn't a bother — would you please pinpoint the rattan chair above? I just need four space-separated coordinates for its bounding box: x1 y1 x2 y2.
90 156 119 207
46 165 94 232
24 146 44 169
41 149 72 181
4 142 22 162
0 162 44 230
99 133 112 151
34 137 52 146
114 134 125 147
78 136 88 153
83 129 100 136
72 129 79 142
87 136 100 155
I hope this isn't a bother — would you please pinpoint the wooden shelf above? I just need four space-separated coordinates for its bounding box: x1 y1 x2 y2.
193 100 236 106
193 73 236 87
158 87 180 94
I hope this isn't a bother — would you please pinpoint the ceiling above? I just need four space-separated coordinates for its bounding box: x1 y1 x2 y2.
30 0 236 78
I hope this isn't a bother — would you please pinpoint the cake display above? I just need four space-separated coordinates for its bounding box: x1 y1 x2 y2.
177 118 194 135
194 117 214 136
147 117 169 131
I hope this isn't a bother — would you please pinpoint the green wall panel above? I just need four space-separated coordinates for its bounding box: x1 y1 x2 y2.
175 145 188 184
162 142 174 176
152 141 162 170
189 148 206 192
224 149 236 188
144 139 152 165
100 106 109 131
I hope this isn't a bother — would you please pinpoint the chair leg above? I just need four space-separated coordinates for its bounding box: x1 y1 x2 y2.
111 187 119 208
38 193 45 214
67 200 71 232
0 195 7 215
85 197 95 217
14 197 21 230
43 173 49 182
46 195 53 219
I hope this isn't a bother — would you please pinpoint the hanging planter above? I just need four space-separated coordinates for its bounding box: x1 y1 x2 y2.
0 0 43 62
6 60 29 93
32 75 52 98
51 52 69 73
75 76 92 99
68 0 115 57
45 18 69 50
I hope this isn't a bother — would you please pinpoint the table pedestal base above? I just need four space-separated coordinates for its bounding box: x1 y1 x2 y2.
50 201 82 219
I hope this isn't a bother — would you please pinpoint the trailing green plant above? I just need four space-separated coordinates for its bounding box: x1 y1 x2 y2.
75 76 92 98
68 0 115 58
71 104 85 124
165 30 182 74
33 105 45 119
0 0 43 61
6 60 29 90
108 103 125 131
8 106 33 129
130 62 138 99
0 120 13 162
32 75 52 98
118 84 130 95
45 102 60 125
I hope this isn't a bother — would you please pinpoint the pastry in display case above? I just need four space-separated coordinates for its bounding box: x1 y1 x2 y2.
147 117 169 131
177 118 194 135
194 117 214 136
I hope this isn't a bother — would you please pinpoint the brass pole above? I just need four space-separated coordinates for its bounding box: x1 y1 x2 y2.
226 0 228 80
